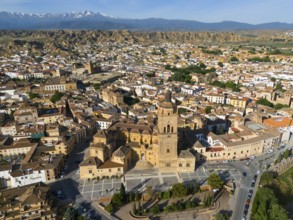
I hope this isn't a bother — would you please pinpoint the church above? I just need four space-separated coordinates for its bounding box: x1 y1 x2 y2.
80 91 196 179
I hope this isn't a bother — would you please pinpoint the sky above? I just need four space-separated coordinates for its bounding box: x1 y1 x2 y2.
1 0 293 24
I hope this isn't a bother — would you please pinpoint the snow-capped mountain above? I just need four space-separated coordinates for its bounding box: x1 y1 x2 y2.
0 11 293 30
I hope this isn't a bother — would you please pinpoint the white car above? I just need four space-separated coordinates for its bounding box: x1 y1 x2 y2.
268 149 274 153
223 160 228 163
250 156 255 160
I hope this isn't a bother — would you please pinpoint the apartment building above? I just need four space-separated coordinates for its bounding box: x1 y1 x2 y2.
0 182 57 220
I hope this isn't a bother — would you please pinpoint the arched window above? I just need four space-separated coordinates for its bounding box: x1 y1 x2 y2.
167 125 170 132
171 127 174 133
164 127 166 133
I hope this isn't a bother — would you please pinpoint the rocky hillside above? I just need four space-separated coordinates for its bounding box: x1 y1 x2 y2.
0 30 291 56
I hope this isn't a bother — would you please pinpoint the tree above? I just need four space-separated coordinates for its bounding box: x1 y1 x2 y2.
28 92 40 99
171 183 187 198
214 212 229 220
64 207 76 220
205 106 212 114
284 149 289 160
270 77 276 82
207 173 224 189
120 183 126 201
259 171 274 186
256 98 274 108
218 62 224 68
162 190 171 199
230 56 239 62
132 202 137 215
275 82 283 91
111 193 124 208
275 103 289 110
50 91 63 103
129 191 135 202
105 203 114 213
251 187 289 220
93 83 100 90
203 194 214 207
150 204 160 214
277 153 282 163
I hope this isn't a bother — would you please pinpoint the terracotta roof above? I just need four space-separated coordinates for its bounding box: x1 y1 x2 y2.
98 160 124 169
264 117 293 128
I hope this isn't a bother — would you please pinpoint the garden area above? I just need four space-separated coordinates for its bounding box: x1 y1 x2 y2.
104 173 226 219
251 168 293 220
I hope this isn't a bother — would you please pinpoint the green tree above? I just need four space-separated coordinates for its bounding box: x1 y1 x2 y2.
150 204 161 214
93 83 100 90
284 148 289 160
230 56 239 62
275 103 289 110
270 77 276 82
28 92 40 99
205 106 212 114
129 191 135 202
259 171 274 186
171 183 187 198
132 202 137 215
277 153 282 163
50 91 63 103
120 183 126 201
256 98 274 108
105 203 114 213
111 193 124 208
203 194 214 207
162 190 171 199
218 62 224 68
64 207 76 220
207 173 224 189
275 82 283 91
251 187 289 220
214 212 229 220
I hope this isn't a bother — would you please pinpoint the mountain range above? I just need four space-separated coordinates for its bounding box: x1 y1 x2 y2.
1 10 293 31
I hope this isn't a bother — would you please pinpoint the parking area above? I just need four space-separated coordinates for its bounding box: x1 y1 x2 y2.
77 166 243 200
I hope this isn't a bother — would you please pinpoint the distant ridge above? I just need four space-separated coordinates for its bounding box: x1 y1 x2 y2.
0 11 293 30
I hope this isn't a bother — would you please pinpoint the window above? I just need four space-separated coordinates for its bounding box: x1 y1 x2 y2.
167 125 170 133
171 127 174 133
167 149 170 153
89 170 92 173
186 163 190 167
109 169 111 172
164 127 166 133
179 163 182 167
166 162 171 167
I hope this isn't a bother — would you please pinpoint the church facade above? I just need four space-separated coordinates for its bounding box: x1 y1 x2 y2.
80 91 195 179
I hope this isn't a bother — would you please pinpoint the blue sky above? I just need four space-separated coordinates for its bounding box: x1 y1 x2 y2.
1 0 293 24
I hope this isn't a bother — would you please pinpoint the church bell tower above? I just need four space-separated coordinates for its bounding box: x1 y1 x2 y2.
157 91 179 172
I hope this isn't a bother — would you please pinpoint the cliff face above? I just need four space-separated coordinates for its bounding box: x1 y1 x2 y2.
0 30 291 56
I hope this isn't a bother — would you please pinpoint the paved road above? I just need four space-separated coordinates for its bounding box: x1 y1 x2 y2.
231 139 292 220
